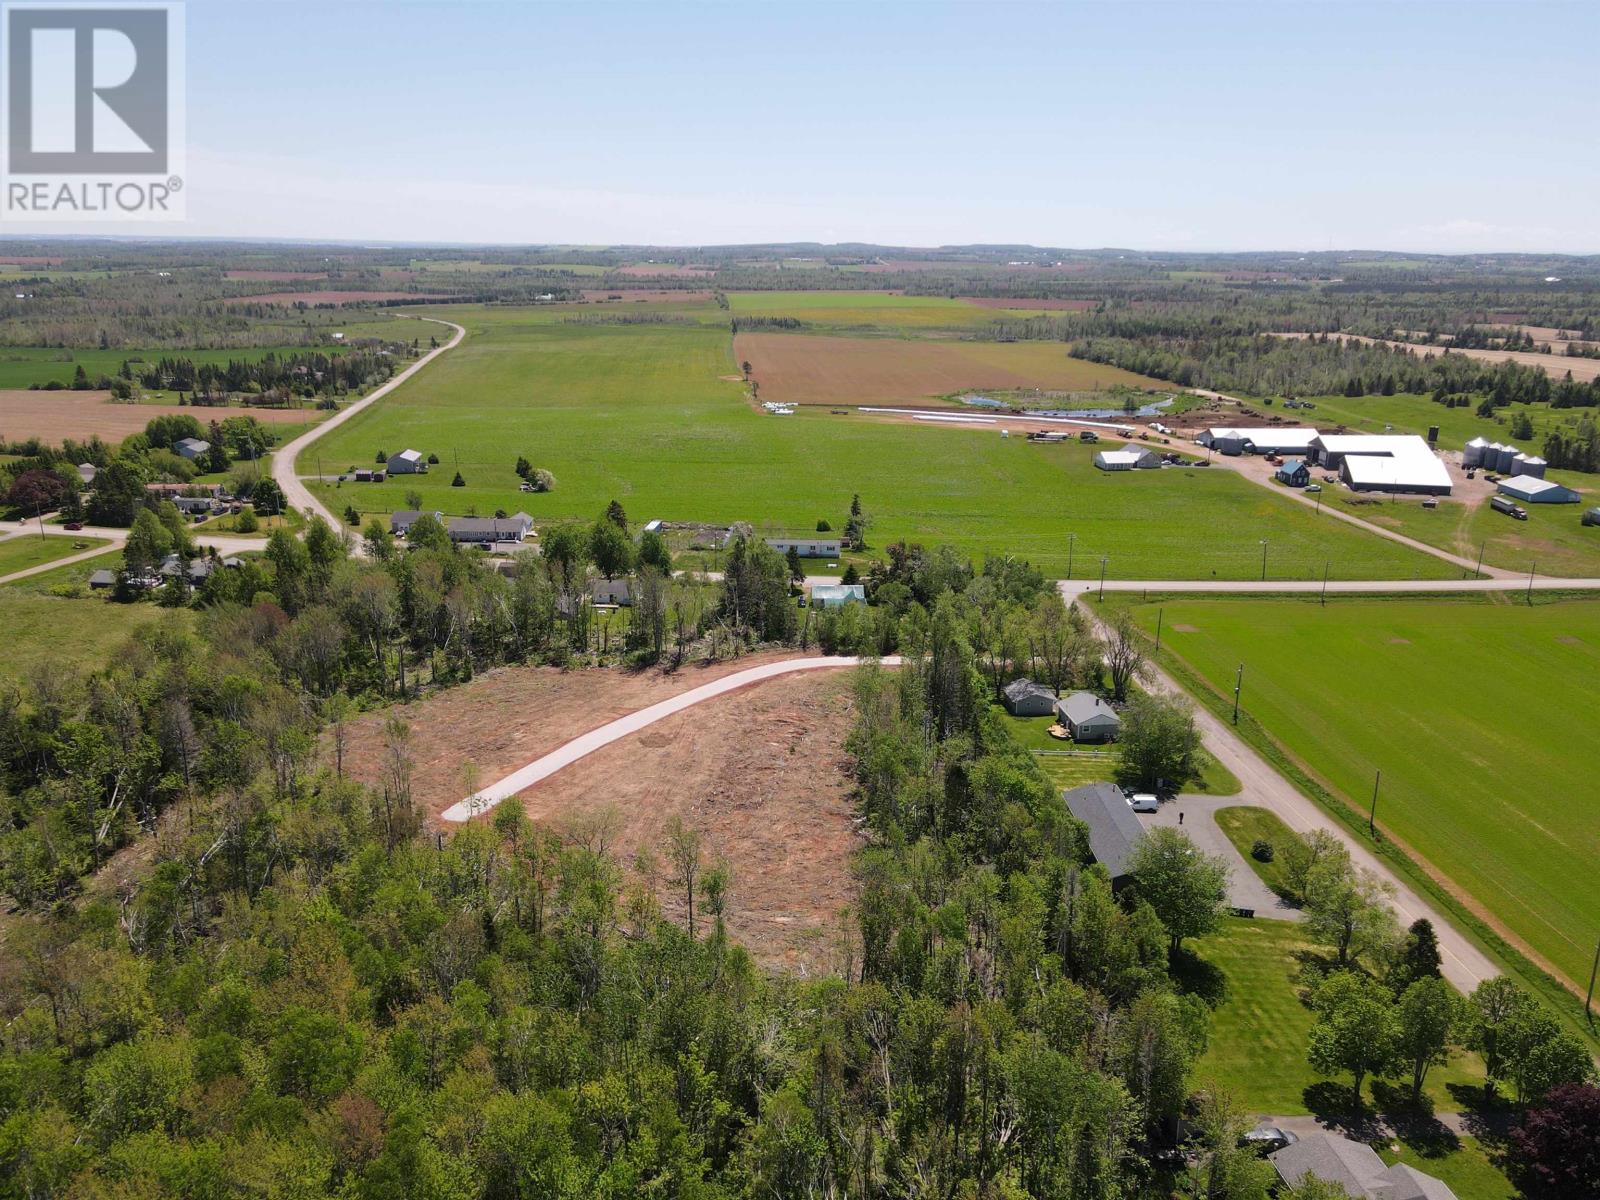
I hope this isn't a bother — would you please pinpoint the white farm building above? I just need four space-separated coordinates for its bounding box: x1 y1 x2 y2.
1311 434 1452 496
1497 475 1581 504
1094 444 1160 471
1197 427 1320 456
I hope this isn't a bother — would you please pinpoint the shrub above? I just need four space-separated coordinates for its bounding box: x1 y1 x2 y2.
816 519 832 532
236 507 259 533
530 469 555 493
451 472 466 487
427 453 440 465
1252 839 1274 862
375 449 387 463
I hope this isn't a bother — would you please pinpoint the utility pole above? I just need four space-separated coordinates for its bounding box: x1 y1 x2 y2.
1527 561 1536 606
1067 532 1075 580
1098 556 1107 601
1154 606 1164 654
1321 561 1329 607
1259 538 1269 582
1474 540 1486 580
1232 663 1243 725
1587 937 1599 1027
1368 769 1381 836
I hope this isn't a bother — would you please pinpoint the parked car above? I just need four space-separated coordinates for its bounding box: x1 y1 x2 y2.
1128 793 1159 814
1304 484 1321 493
63 521 84 530
1240 1126 1298 1156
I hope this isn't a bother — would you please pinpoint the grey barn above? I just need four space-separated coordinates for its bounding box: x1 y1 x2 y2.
1002 678 1057 717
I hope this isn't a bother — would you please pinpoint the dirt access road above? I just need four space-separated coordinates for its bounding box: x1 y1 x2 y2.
440 655 901 821
273 315 464 533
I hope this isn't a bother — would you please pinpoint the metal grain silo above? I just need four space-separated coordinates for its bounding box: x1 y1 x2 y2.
1463 437 1489 468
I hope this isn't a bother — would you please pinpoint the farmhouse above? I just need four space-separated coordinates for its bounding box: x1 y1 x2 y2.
173 437 211 461
1497 475 1580 504
765 535 841 558
810 582 866 607
1094 444 1161 471
390 509 441 536
1274 457 1311 487
387 449 427 474
1063 783 1145 890
1312 434 1452 495
1001 678 1057 717
1198 427 1319 456
1269 1133 1456 1200
1056 691 1121 742
146 482 224 499
448 513 535 547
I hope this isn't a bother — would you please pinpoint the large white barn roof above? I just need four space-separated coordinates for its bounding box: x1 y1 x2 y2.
1318 433 1451 491
1203 426 1320 450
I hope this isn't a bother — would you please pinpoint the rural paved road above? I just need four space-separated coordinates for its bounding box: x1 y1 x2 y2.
440 654 902 823
1059 576 1600 598
1139 795 1302 921
272 315 466 532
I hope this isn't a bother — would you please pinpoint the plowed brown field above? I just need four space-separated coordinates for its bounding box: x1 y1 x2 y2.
0 390 313 442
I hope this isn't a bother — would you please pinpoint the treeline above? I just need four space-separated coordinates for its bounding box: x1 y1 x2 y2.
1541 415 1600 472
728 316 807 331
129 346 411 400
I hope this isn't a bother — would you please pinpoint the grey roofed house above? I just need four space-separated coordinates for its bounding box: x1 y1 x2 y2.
1056 691 1121 742
88 568 117 589
386 448 427 474
173 437 211 460
1063 782 1145 887
1269 1133 1457 1200
1002 677 1057 717
448 513 534 545
390 509 441 536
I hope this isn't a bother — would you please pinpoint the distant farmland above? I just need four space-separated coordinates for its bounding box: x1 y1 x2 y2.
0 389 311 443
736 331 1169 405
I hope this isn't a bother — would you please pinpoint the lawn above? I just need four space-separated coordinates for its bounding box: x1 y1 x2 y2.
0 533 110 577
1325 477 1600 579
1213 806 1296 901
299 305 1455 581
992 705 1241 794
1186 918 1487 1115
1298 391 1568 453
0 590 191 678
1130 594 1600 989
1380 1138 1515 1200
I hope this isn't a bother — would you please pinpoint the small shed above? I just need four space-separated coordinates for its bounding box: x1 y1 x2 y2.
88 568 117 590
1063 782 1145 890
1274 457 1311 487
1583 507 1600 527
1001 678 1057 717
1497 476 1580 504
1056 692 1121 742
387 449 427 475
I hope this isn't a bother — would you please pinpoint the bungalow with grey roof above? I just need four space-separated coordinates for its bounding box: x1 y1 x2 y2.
173 437 211 461
1002 678 1057 717
1269 1133 1456 1199
1063 782 1145 890
1056 692 1121 742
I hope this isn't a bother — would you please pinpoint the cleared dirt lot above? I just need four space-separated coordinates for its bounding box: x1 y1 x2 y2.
737 331 1168 405
336 653 860 973
615 264 717 277
0 390 312 442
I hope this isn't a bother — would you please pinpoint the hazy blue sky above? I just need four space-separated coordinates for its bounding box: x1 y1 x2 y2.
92 1 1600 250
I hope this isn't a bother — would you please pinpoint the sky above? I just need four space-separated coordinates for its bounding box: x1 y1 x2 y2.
21 0 1600 252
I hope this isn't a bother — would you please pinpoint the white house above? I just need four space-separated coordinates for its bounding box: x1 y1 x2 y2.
387 449 427 475
766 535 842 558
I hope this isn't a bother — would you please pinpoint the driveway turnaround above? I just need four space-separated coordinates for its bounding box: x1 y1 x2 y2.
1138 795 1301 920
273 315 466 530
440 655 902 823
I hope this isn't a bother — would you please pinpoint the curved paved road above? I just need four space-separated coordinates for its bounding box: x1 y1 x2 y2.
273 315 466 529
0 520 271 587
440 655 902 822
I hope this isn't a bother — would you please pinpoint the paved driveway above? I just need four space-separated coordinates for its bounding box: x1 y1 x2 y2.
1137 795 1301 920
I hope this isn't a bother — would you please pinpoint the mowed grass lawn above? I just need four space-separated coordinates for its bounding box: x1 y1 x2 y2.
1188 919 1487 1114
0 533 109 577
1329 486 1600 579
301 305 1453 581
1134 595 1600 988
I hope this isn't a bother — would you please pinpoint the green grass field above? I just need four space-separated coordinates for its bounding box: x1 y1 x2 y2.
0 534 110 577
1301 391 1577 454
0 344 351 391
0 590 189 678
1132 595 1600 988
728 290 1016 329
297 305 1455 581
1188 918 1487 1114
